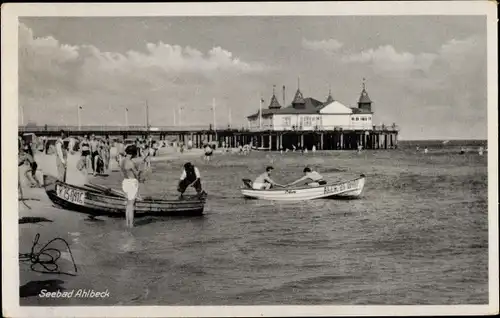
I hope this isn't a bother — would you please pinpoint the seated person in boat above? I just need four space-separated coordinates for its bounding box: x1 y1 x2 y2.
286 167 327 187
252 166 284 190
177 162 207 198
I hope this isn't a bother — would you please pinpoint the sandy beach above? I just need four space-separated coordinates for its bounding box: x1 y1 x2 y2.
18 145 214 304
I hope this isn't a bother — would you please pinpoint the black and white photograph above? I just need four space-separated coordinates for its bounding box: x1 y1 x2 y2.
2 2 498 317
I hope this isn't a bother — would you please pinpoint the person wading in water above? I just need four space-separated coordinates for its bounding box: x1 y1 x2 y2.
203 144 213 162
55 130 68 182
177 162 207 199
120 145 145 228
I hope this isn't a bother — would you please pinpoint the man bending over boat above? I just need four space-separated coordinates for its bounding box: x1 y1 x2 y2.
178 162 207 198
252 166 284 190
286 167 326 187
120 145 145 228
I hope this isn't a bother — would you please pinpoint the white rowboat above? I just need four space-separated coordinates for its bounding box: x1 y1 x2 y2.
241 174 366 201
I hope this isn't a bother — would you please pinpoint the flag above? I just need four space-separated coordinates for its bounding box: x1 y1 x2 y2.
126 108 128 111
260 98 265 103
79 106 83 109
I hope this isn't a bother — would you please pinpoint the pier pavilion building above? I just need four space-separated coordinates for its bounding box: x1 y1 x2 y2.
245 81 398 150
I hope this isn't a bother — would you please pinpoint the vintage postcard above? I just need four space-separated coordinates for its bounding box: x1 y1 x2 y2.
2 1 498 317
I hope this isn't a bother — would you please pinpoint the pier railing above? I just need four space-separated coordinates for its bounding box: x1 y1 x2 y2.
19 124 399 134
247 124 400 132
19 125 222 133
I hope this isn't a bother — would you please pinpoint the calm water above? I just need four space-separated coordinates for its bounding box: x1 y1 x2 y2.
20 147 488 305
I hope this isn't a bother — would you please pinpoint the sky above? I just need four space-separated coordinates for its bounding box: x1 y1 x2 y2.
18 16 487 140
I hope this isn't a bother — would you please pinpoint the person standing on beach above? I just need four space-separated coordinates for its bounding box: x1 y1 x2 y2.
89 134 99 175
142 143 153 169
103 136 111 172
120 145 144 228
55 130 68 182
94 140 106 175
115 139 125 166
19 139 41 187
79 135 91 172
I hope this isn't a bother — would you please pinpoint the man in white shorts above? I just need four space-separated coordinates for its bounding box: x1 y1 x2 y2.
120 145 144 228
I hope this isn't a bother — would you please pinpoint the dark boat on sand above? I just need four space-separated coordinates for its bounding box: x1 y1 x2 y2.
43 175 206 217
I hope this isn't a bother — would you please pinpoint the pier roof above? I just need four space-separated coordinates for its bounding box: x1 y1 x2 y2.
268 85 282 109
247 97 324 118
247 97 374 118
325 89 334 104
292 88 306 105
268 94 282 109
358 88 372 104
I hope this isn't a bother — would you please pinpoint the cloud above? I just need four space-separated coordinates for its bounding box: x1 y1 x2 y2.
302 38 344 52
340 36 484 79
18 23 271 125
341 45 437 76
337 36 487 139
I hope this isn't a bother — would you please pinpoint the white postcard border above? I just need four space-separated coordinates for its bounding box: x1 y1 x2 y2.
2 1 498 317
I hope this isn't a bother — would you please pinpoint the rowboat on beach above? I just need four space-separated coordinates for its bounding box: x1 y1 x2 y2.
240 174 366 201
43 175 206 217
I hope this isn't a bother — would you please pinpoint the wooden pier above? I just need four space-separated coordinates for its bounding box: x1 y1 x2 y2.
19 124 399 150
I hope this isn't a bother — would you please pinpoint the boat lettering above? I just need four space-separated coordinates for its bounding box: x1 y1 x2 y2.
56 185 85 205
285 190 296 194
324 180 358 195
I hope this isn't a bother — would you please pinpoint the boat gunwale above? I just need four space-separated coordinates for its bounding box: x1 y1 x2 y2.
45 191 204 216
44 175 206 205
241 174 365 192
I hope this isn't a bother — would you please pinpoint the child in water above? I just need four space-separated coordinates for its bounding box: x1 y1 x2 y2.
204 144 213 161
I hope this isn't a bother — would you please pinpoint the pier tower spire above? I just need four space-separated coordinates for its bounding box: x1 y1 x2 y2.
292 77 305 108
268 84 282 109
358 77 372 112
325 84 334 104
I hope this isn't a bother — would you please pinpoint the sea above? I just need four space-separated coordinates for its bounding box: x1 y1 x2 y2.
19 140 489 305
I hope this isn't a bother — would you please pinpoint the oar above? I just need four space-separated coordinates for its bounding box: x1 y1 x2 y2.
86 182 146 201
86 183 127 198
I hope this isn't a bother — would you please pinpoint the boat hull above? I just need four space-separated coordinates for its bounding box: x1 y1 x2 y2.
241 175 365 201
43 176 205 217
